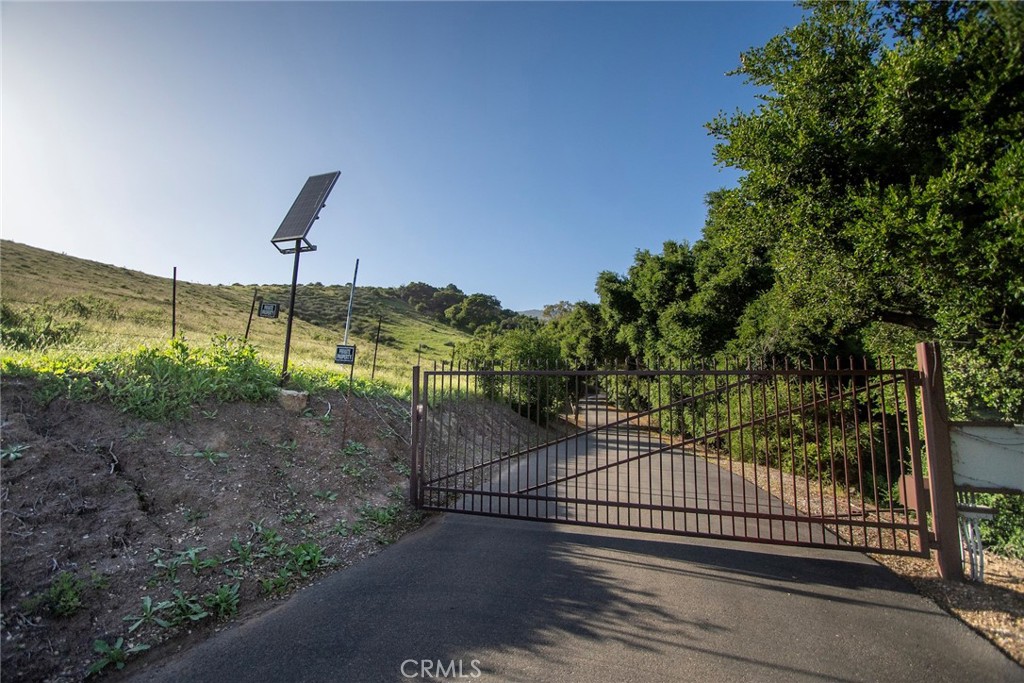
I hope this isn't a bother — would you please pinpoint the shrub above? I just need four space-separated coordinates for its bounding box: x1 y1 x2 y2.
977 493 1024 559
0 303 81 350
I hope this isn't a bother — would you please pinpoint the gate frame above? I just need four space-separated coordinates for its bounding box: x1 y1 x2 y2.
410 342 965 580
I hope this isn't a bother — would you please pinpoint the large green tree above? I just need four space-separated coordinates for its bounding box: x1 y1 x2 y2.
705 1 1023 356
595 241 698 362
444 293 506 332
698 0 1023 416
546 301 623 367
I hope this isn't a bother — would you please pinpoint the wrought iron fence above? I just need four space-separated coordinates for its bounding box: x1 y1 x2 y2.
411 358 931 557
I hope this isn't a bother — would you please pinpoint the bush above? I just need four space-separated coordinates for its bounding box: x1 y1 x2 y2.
0 303 81 350
456 327 568 425
977 493 1024 559
54 295 121 321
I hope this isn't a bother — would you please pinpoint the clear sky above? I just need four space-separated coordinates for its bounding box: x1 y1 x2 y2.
2 1 804 311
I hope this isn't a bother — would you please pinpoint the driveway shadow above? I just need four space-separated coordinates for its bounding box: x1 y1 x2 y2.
129 513 1023 683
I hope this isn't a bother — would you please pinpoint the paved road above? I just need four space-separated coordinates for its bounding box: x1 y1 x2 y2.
453 395 836 546
129 513 1022 683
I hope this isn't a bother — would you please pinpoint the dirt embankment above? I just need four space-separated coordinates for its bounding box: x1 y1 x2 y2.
0 379 420 682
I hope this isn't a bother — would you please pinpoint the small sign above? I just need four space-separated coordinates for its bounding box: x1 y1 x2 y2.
951 423 1024 494
258 302 280 319
335 344 356 365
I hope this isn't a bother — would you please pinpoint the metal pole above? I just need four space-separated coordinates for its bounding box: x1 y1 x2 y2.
371 315 382 380
281 239 302 383
245 287 258 341
343 258 359 345
341 359 357 445
171 266 177 339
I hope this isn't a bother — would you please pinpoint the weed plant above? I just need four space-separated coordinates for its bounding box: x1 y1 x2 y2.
123 597 173 632
287 365 404 399
3 337 278 420
0 302 82 349
203 583 240 620
87 638 149 677
24 571 86 617
0 444 29 462
168 590 209 625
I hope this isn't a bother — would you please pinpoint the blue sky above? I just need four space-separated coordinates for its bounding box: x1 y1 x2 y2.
3 1 804 311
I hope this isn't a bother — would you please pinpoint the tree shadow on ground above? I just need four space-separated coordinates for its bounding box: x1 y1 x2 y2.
127 513 1020 683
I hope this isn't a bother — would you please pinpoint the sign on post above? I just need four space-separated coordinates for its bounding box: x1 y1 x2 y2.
335 344 356 365
258 302 280 319
951 422 1024 494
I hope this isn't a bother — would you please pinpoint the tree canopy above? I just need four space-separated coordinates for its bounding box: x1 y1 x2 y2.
705 0 1023 361
539 0 1023 419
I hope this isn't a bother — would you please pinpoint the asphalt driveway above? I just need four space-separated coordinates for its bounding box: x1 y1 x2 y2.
127 512 1022 683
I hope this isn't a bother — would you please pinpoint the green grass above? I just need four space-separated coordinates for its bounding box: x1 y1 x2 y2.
1 337 280 420
1 239 471 390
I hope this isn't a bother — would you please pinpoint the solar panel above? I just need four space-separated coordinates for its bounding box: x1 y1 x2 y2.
271 171 341 245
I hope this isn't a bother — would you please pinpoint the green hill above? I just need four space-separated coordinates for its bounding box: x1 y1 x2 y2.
0 240 471 387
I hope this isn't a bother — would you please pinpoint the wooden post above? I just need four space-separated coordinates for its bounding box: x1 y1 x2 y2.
916 342 964 581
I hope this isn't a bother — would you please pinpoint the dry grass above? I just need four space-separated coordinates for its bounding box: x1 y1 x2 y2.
0 239 470 389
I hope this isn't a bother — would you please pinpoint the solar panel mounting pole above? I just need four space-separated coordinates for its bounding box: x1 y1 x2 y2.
281 241 303 381
270 171 341 385
342 258 359 410
343 258 359 345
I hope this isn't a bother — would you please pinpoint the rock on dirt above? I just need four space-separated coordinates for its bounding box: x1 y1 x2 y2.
275 389 308 413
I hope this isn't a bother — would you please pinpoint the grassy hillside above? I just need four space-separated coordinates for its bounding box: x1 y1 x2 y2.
0 240 470 387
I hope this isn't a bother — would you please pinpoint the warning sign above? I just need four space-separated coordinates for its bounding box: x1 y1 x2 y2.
335 344 356 365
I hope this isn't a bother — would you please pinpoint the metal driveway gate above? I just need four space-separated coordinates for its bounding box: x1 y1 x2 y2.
410 359 931 557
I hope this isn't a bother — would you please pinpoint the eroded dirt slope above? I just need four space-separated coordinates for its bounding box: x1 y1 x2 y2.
0 379 418 682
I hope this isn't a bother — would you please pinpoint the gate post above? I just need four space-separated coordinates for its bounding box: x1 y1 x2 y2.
410 366 421 508
916 342 963 581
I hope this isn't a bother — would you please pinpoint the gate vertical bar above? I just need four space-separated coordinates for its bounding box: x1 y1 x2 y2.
916 342 963 580
902 369 929 555
410 366 421 508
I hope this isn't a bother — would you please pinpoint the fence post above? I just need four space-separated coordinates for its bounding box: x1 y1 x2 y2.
916 342 963 581
409 366 421 508
171 266 177 339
